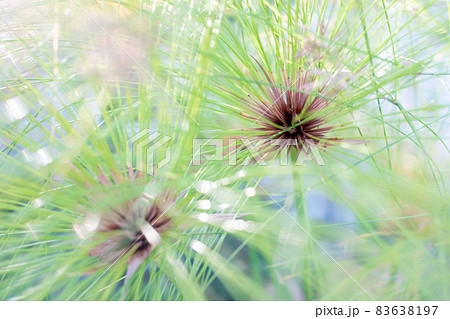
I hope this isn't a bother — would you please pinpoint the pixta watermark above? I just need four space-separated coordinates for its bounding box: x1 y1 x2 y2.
127 130 325 174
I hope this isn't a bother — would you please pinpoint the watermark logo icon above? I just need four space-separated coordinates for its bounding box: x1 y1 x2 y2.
127 130 172 175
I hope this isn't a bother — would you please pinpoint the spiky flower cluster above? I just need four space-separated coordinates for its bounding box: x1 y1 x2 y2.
240 58 349 157
74 167 175 279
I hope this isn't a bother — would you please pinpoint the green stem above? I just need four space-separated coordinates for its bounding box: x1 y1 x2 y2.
290 151 309 227
290 151 316 300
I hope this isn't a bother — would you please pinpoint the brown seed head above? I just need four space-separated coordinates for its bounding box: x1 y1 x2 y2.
239 57 348 157
74 167 175 280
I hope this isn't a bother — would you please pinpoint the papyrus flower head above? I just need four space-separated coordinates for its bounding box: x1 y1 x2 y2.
73 167 175 280
236 57 356 158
